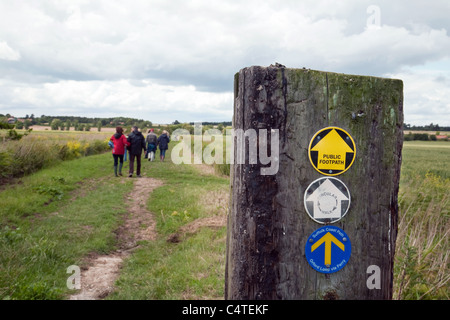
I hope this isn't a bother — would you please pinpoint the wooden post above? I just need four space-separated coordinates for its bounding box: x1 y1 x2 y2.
225 65 403 300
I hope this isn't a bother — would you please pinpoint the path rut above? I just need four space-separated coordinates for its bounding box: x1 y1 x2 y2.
69 177 164 300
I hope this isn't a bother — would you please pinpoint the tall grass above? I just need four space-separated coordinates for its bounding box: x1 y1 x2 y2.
395 173 449 299
0 130 110 182
394 141 450 299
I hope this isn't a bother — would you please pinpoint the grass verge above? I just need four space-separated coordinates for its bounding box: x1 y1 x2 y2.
0 129 110 183
393 141 449 299
0 152 133 299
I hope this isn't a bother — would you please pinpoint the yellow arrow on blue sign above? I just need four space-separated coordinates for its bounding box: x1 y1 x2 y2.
311 232 345 266
305 226 351 274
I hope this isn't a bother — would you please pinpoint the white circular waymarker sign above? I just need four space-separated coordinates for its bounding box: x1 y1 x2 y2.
304 177 351 224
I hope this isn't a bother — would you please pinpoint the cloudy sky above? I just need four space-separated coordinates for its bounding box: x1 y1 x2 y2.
0 0 449 125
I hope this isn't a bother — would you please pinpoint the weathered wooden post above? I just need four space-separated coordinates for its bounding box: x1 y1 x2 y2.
225 65 403 300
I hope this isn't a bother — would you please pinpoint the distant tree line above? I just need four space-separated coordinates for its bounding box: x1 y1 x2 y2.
2 114 233 128
1 114 236 135
403 123 450 131
37 115 153 129
0 114 153 132
1 114 448 133
404 132 448 141
187 121 232 126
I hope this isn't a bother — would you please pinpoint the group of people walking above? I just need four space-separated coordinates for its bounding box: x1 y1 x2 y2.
109 126 170 177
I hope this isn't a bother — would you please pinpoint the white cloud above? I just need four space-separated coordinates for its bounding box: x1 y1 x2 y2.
387 66 450 126
0 41 20 61
0 0 449 124
0 78 233 123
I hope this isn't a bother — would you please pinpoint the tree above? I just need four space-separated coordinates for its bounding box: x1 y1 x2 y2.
51 119 62 130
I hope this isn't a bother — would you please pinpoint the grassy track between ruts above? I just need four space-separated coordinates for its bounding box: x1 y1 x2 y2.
107 152 229 299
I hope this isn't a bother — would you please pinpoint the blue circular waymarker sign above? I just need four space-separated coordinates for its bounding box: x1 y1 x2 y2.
305 226 351 274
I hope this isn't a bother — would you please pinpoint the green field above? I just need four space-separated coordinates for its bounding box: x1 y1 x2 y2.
0 132 448 300
0 130 229 300
394 141 449 299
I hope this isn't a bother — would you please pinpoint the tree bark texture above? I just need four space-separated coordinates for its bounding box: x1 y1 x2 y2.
225 65 403 300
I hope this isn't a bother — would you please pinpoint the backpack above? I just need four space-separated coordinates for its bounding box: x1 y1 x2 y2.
146 133 157 144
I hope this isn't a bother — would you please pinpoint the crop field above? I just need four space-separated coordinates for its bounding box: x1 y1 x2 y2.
394 141 449 299
0 129 111 182
0 130 448 300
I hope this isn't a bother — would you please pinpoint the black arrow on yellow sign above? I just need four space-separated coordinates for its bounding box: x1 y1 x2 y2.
308 127 356 176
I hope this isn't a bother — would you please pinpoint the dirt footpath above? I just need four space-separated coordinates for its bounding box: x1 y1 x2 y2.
69 177 164 300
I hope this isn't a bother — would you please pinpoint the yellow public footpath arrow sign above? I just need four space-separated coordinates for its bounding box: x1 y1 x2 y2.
311 130 353 170
308 127 356 176
311 232 345 266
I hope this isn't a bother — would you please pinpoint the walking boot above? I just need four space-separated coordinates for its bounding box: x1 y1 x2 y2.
114 165 118 177
118 163 123 176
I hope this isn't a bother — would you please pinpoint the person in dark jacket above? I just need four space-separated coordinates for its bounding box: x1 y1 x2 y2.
157 130 170 162
145 128 158 162
110 126 130 177
127 126 146 177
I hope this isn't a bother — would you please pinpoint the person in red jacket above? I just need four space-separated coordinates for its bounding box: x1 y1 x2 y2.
110 126 130 176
